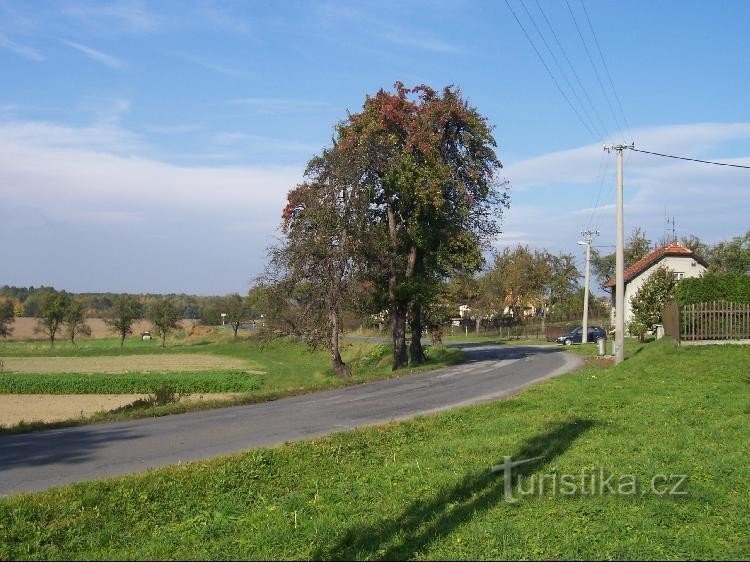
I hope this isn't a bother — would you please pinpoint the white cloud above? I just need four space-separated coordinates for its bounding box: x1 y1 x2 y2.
0 32 44 61
61 39 126 69
0 120 303 227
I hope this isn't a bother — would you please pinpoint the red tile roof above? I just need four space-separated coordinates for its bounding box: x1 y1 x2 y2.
603 242 708 288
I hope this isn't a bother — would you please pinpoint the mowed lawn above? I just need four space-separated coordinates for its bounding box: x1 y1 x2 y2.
1 339 747 560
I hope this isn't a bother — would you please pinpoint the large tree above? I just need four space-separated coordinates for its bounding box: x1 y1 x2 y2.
337 83 508 369
34 291 71 348
146 298 182 348
269 147 369 377
106 294 142 348
0 299 14 339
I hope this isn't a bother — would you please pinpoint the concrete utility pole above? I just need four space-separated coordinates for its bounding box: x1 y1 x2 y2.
605 143 632 364
578 229 599 343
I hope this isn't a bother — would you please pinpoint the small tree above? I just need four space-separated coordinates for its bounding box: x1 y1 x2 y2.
106 294 142 348
147 298 182 348
629 265 676 339
64 298 91 345
34 291 71 348
223 294 249 339
0 300 14 338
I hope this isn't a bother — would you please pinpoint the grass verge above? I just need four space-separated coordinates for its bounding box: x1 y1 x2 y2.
1 339 747 559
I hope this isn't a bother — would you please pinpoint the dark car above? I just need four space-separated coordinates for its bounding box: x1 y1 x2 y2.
555 326 606 345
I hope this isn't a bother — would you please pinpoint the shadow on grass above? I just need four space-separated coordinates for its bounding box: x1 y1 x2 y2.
313 418 596 561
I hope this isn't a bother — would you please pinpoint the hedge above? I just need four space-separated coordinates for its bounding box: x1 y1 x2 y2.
676 272 750 305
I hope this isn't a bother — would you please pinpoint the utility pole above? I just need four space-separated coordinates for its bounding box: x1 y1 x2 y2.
578 229 599 343
604 143 632 364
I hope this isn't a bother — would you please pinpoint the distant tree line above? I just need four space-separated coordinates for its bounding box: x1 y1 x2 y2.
0 286 258 326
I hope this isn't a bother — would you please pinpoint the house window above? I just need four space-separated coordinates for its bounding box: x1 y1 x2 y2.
675 272 684 280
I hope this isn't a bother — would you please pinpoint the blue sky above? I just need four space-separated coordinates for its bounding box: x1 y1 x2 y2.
1 0 748 294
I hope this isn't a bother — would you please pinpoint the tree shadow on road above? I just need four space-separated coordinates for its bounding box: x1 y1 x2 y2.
312 417 596 560
0 425 146 471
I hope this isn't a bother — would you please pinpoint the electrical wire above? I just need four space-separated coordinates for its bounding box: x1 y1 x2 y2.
504 0 601 141
564 0 626 140
579 0 634 144
519 0 605 142
629 147 750 169
533 0 610 142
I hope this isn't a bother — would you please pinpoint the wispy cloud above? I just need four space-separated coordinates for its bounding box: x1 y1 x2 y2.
212 131 322 153
62 1 158 34
230 97 334 114
61 39 126 69
0 32 44 61
312 2 462 54
172 51 247 78
379 27 463 54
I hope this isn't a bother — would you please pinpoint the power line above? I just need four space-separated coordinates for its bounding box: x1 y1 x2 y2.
630 147 750 169
519 0 605 141
533 0 610 141
504 0 601 141
564 0 626 140
579 0 634 144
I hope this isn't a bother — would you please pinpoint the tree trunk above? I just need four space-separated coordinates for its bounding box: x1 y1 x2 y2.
409 302 426 365
386 197 408 370
391 302 408 370
329 310 351 377
161 333 166 348
120 332 126 348
475 315 481 333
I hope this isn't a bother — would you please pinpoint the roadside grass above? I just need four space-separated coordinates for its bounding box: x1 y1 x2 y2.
0 340 463 433
1 339 747 560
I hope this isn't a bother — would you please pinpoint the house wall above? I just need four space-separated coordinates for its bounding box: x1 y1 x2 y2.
610 256 706 329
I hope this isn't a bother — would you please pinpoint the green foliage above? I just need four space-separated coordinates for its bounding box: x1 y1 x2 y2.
676 272 750 305
147 298 183 348
630 265 676 330
63 298 91 344
592 227 652 286
33 290 72 348
106 294 143 347
1 341 748 560
0 299 14 338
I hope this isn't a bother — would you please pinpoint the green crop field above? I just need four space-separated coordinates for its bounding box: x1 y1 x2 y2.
1 338 747 559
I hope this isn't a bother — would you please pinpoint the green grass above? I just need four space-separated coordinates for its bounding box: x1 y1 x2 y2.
1 339 748 559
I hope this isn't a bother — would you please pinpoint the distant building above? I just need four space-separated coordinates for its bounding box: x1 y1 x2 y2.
603 242 707 327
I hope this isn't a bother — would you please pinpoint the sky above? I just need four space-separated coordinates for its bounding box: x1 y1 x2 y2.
1 0 749 295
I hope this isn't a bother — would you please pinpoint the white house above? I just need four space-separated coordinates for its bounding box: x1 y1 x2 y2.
603 242 707 328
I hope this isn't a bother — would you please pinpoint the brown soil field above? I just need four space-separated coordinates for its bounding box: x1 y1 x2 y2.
1 354 261 374
4 318 200 341
0 393 245 427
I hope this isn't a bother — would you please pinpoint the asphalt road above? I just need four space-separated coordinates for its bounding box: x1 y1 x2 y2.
0 344 582 497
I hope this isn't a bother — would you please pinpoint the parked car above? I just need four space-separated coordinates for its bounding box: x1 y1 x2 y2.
141 331 152 341
555 326 606 345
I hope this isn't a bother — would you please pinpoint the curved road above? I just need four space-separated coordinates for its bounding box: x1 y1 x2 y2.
0 344 581 496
